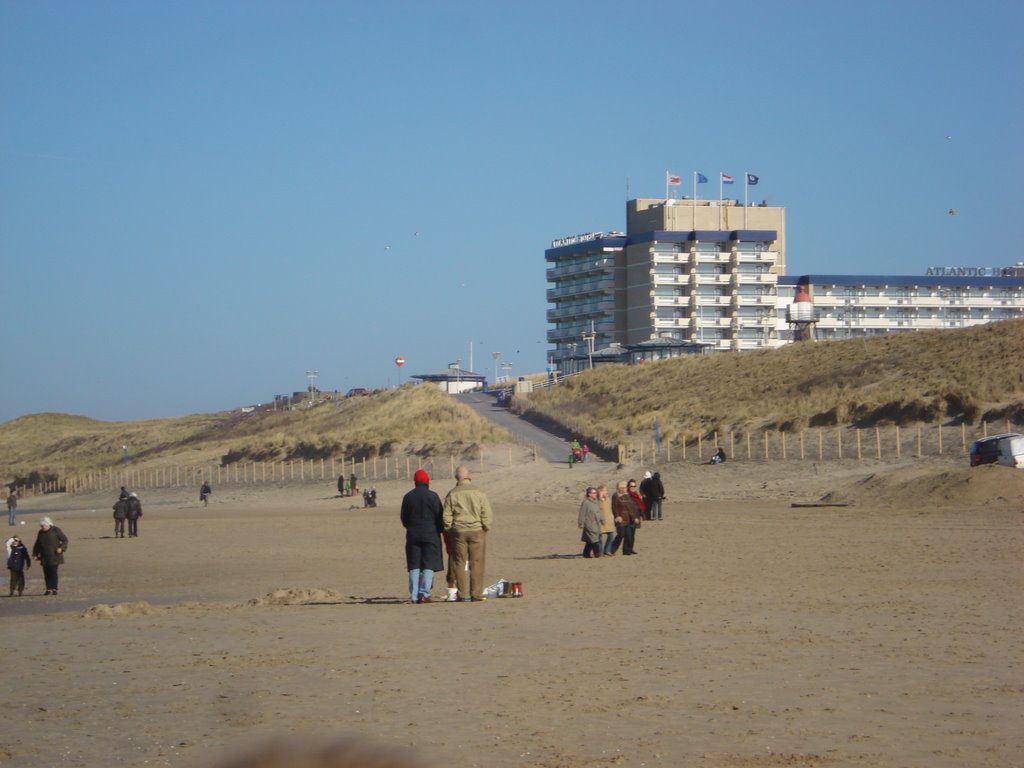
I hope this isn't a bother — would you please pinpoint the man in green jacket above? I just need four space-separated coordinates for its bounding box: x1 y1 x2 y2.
442 465 493 602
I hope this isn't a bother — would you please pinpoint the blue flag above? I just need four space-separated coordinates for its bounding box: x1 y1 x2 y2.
696 173 708 184
747 173 759 185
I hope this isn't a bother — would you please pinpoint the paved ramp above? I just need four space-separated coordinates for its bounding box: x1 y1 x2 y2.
455 391 603 465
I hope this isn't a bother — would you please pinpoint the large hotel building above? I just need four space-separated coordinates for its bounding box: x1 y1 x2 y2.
546 197 1024 372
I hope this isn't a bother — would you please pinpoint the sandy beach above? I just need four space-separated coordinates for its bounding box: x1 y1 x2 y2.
2 456 1022 768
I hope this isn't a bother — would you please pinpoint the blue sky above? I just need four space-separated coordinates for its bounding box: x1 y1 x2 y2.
2 0 1021 422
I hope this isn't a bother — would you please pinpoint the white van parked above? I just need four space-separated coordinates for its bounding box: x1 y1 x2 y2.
969 432 1024 468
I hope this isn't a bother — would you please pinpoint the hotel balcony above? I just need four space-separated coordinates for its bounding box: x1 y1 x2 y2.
731 250 778 265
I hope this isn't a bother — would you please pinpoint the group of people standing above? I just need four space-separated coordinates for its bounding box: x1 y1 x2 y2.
399 465 493 604
6 516 68 596
112 486 144 538
576 471 666 558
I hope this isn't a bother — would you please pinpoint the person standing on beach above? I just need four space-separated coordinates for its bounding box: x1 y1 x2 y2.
611 480 642 555
32 517 68 595
112 495 128 538
639 472 654 521
626 479 646 553
400 469 444 604
577 487 603 558
442 465 493 602
649 471 665 520
6 489 17 526
597 485 616 555
126 492 143 537
349 473 358 497
337 474 345 497
200 481 212 506
7 535 30 596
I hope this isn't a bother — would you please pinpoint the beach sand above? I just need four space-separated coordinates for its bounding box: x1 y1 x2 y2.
2 457 1022 768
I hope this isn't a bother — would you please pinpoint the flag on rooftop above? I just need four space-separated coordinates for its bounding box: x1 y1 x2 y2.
696 172 708 183
667 173 681 185
746 173 759 185
721 173 734 184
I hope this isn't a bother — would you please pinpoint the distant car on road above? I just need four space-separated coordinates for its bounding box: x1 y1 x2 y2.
968 433 1024 468
346 387 369 397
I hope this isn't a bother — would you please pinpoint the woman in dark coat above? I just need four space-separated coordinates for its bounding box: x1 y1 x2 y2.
400 470 444 603
32 517 68 596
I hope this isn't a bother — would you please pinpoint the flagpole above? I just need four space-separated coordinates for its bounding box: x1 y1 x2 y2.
692 172 697 231
718 172 723 229
665 171 668 201
743 171 748 228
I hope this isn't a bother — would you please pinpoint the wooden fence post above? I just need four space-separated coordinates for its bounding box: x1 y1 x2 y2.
799 430 805 460
818 430 823 461
763 431 769 460
916 425 922 458
895 426 901 459
697 434 702 461
938 423 943 455
781 431 787 460
856 429 861 460
876 426 881 460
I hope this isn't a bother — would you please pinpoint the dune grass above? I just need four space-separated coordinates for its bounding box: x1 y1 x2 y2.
4 320 1023 484
0 384 513 482
516 319 1024 445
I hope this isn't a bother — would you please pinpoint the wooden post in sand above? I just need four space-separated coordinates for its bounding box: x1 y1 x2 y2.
763 431 769 460
875 426 881 459
916 425 922 458
799 430 805 460
937 423 943 455
855 429 861 460
895 426 901 459
818 430 823 461
960 423 966 453
697 434 702 461
362 457 367 480
837 428 843 459
781 430 787 460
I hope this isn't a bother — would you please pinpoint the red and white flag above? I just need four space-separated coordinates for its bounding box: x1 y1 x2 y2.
667 173 681 185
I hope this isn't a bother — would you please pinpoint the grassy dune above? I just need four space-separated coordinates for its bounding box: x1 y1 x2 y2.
0 384 513 481
4 320 1023 483
516 319 1024 444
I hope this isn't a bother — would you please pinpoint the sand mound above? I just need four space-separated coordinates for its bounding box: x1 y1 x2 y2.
825 463 1024 508
81 601 156 618
247 587 343 606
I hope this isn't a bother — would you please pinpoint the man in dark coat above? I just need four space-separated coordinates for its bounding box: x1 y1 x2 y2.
126 492 143 537
400 469 444 604
112 497 129 538
32 517 68 595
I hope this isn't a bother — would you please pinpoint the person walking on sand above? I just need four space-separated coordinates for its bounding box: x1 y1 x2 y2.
7 489 17 526
7 535 30 596
337 474 345 498
597 485 616 555
400 470 444 604
649 471 665 521
349 473 358 498
32 517 68 596
200 481 212 506
577 487 603 558
112 495 129 538
625 479 646 553
443 465 493 602
126 492 143 537
611 480 642 555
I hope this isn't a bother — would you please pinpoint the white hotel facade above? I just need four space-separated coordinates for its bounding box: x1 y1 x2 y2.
546 197 1024 371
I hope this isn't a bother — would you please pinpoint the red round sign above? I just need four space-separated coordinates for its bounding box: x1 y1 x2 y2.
395 356 405 367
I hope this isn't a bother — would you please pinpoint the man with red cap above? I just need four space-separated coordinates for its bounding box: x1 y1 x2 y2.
400 469 444 603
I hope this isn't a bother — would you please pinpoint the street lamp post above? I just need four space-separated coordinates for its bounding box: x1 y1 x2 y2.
582 320 596 370
491 352 500 387
306 370 319 407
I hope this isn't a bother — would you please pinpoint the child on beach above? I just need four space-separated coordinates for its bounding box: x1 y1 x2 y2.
7 535 30 596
